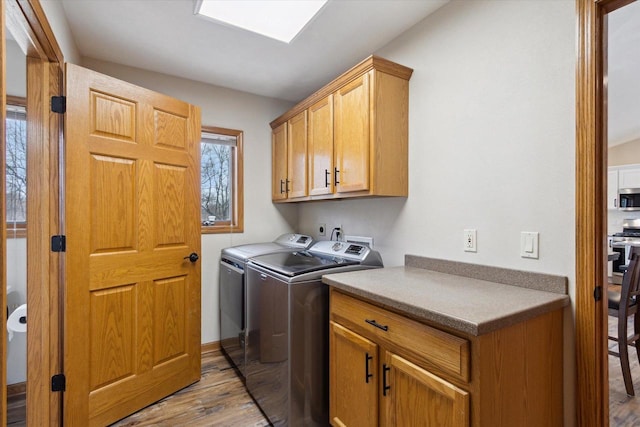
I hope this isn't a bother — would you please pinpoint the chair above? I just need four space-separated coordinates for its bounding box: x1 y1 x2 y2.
608 246 640 396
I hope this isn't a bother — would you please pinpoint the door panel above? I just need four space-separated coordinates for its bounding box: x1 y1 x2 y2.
308 95 334 196
272 123 288 200
334 72 370 193
287 110 308 199
64 63 201 426
330 321 378 427
383 352 469 427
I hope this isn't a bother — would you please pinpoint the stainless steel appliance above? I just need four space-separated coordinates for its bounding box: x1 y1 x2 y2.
219 234 313 378
611 219 640 283
619 188 640 211
245 240 383 426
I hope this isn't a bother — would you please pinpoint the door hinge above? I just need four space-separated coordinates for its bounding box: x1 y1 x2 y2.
594 286 603 301
51 374 66 392
51 96 66 114
51 235 66 252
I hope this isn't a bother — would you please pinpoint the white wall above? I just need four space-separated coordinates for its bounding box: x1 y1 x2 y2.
81 58 298 344
39 0 81 64
297 1 576 425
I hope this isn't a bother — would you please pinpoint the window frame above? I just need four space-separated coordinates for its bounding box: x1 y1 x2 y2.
5 95 27 239
200 125 244 234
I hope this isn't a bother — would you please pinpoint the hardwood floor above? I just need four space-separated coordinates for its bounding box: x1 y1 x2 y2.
111 349 269 426
6 392 26 427
609 311 640 426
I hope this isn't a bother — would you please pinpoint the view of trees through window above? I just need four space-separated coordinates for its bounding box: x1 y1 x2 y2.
201 131 236 226
6 104 27 232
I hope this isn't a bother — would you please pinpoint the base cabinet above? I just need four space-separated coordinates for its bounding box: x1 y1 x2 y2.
329 288 563 427
382 352 469 427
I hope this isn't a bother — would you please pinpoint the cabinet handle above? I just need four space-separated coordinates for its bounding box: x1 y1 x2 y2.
286 179 290 193
365 319 388 331
325 169 330 188
334 167 340 185
365 353 373 383
382 364 391 396
280 179 285 194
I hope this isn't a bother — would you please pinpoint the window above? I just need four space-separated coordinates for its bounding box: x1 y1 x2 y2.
5 96 27 238
200 126 243 234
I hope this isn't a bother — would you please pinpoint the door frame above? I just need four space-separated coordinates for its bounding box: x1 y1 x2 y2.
2 1 63 426
576 0 636 425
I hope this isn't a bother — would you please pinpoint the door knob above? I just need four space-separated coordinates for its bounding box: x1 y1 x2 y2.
184 252 199 263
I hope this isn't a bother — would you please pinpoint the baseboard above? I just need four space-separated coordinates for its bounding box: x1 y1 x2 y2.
201 341 221 353
7 381 26 398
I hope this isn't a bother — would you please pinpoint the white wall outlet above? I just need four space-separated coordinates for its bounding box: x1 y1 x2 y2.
520 231 539 259
318 223 326 236
464 229 477 252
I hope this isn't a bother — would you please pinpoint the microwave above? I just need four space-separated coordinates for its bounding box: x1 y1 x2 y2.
619 188 640 210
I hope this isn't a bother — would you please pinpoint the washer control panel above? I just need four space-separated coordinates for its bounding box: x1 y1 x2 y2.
311 240 369 261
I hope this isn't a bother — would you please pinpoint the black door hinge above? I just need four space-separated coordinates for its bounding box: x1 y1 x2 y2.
51 373 66 392
51 235 66 252
594 286 603 301
51 96 66 114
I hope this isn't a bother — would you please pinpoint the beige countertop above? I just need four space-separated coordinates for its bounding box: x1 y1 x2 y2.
322 263 570 336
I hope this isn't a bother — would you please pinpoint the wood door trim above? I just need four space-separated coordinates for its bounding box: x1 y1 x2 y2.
576 0 636 425
3 1 64 427
1 2 7 422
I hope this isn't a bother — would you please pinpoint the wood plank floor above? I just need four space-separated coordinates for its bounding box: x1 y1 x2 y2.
609 312 640 426
110 349 269 426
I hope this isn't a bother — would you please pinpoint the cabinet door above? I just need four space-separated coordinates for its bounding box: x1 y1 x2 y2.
272 123 288 200
618 166 640 189
608 169 619 209
287 110 308 199
334 72 370 193
382 352 469 427
308 95 334 196
330 321 378 427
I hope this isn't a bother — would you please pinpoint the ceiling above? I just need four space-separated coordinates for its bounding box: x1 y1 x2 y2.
58 0 448 103
56 0 639 146
608 0 640 147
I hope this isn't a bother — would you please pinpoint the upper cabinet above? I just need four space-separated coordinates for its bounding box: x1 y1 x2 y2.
270 56 413 203
608 164 640 210
272 111 309 201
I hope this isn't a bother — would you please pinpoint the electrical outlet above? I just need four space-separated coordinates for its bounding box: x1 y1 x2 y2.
318 223 326 236
464 229 477 252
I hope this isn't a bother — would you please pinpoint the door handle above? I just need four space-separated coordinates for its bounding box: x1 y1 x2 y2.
184 252 199 263
365 352 373 383
383 363 391 396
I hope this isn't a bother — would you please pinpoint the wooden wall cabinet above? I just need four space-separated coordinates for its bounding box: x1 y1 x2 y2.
329 288 563 427
271 55 413 203
271 111 308 201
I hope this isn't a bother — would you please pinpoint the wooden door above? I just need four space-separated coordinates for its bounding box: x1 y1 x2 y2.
64 64 202 426
382 352 469 427
334 72 370 194
329 321 378 427
287 110 308 199
272 123 288 200
308 95 334 196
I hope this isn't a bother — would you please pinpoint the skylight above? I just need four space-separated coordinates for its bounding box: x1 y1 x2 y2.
195 0 327 44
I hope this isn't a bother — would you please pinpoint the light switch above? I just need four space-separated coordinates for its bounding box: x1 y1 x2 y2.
520 232 539 259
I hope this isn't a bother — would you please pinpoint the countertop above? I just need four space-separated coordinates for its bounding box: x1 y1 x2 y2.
322 261 570 336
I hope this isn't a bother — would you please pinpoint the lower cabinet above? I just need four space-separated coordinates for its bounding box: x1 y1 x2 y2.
382 352 469 427
329 288 563 427
330 321 468 427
